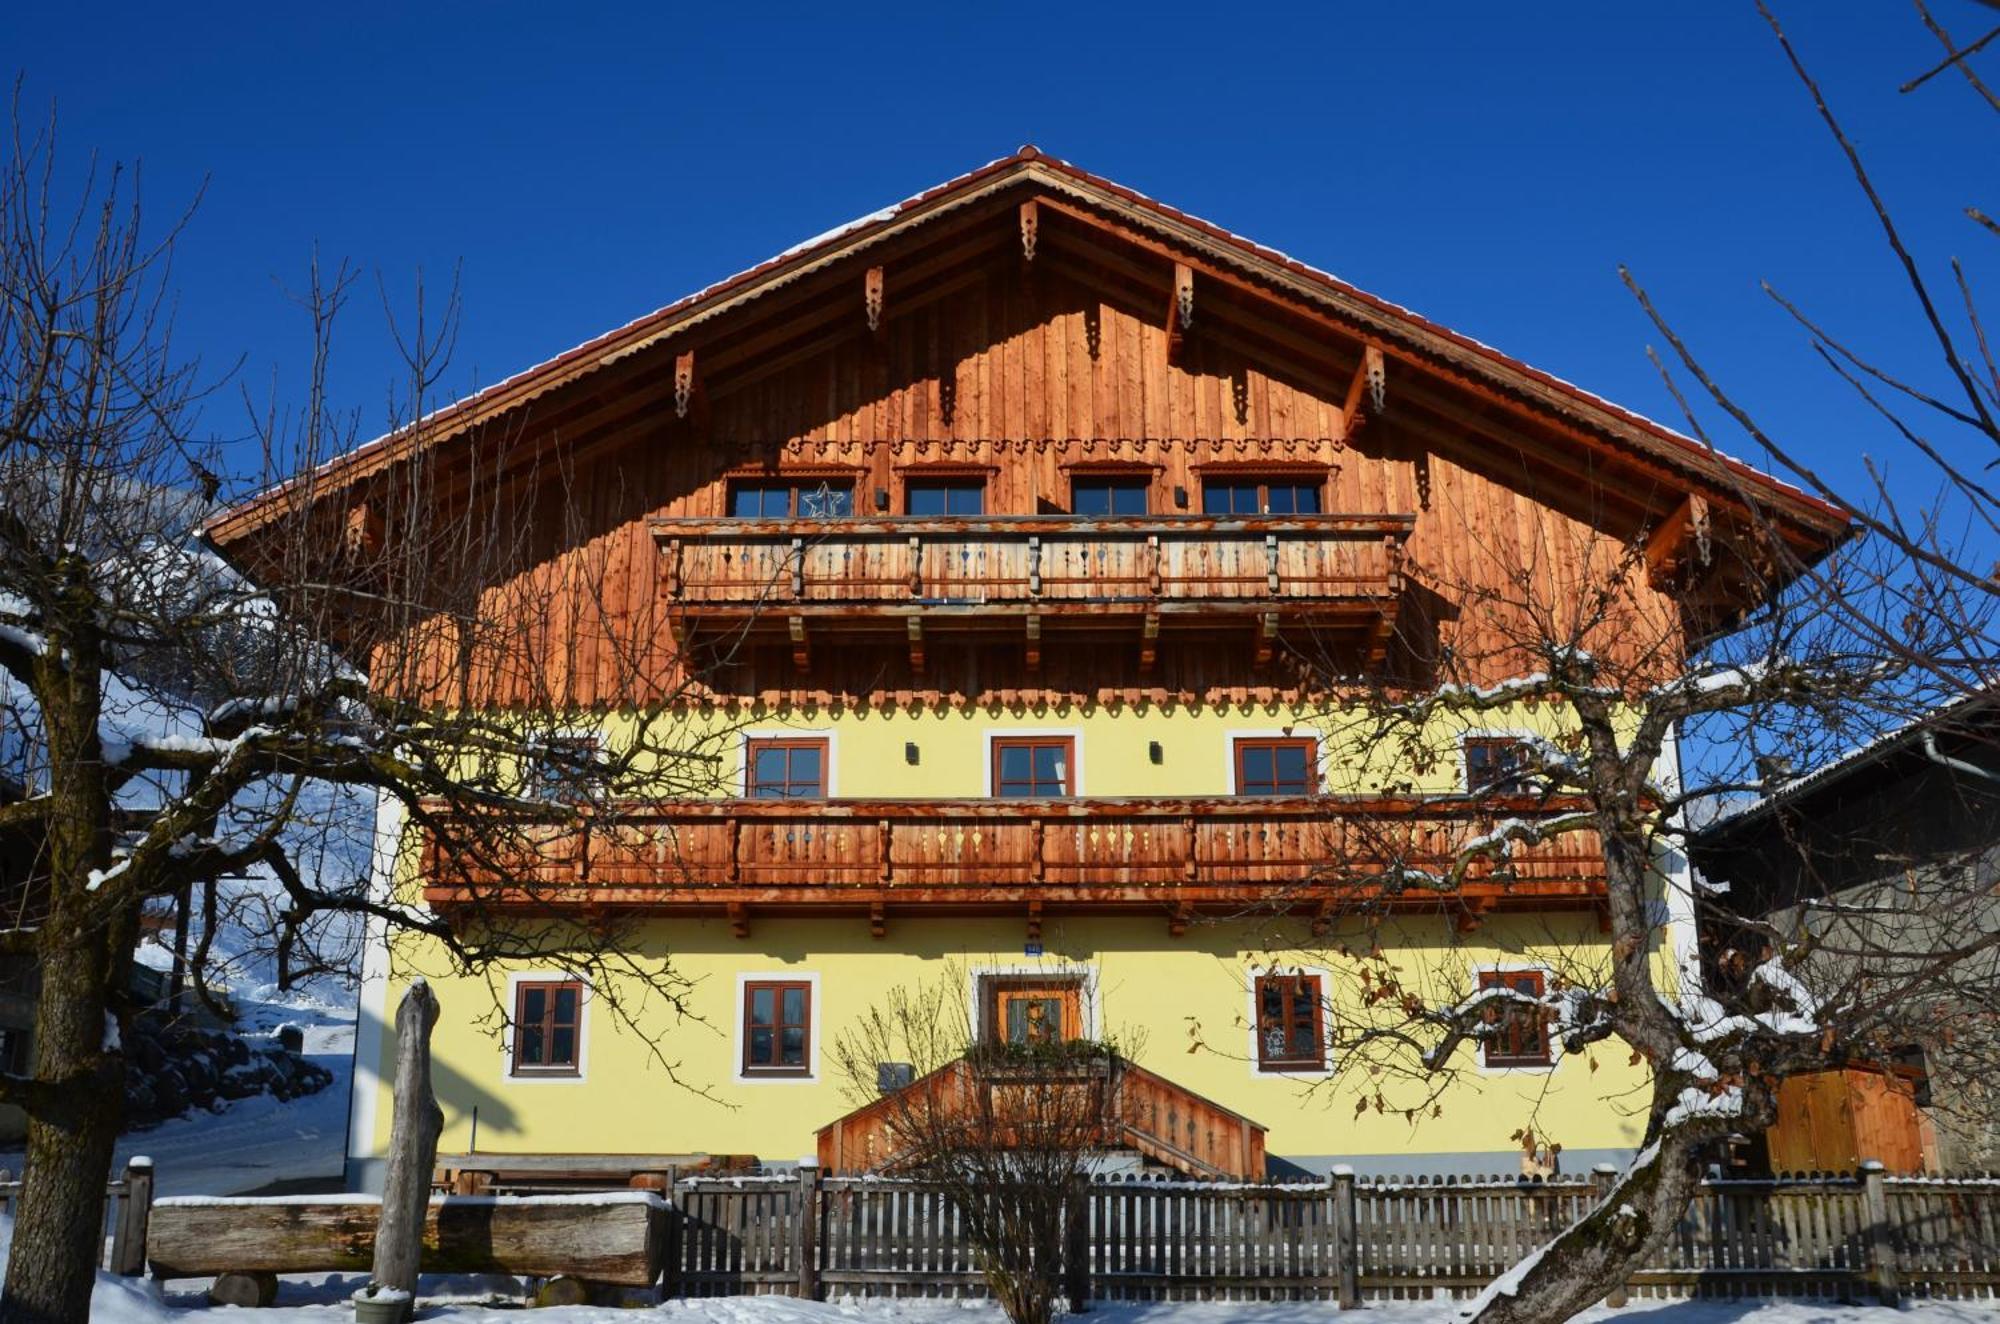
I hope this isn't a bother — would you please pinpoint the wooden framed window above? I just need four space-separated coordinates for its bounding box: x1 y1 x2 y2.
992 736 1074 797
1478 969 1551 1068
512 979 583 1076
524 734 603 802
984 977 1084 1045
742 980 812 1075
745 738 828 799
728 478 854 518
1070 475 1149 516
1255 974 1325 1071
1201 476 1323 516
905 479 985 516
1234 737 1318 795
1464 736 1533 793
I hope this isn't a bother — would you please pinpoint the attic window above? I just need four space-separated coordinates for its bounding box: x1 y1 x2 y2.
729 478 854 518
1201 477 1322 515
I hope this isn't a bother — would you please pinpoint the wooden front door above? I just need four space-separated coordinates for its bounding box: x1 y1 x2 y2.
988 979 1084 1044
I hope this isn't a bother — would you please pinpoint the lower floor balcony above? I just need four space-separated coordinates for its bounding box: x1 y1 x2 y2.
418 796 1607 934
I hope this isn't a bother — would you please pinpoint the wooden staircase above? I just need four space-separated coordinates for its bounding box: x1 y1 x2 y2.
815 1053 1267 1180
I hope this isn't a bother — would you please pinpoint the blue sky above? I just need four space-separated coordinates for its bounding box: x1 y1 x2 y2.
13 3 1995 519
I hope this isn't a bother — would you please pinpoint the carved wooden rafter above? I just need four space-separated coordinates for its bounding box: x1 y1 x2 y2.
1019 199 1039 263
1645 493 1713 590
673 350 700 421
789 615 810 674
1340 345 1386 438
864 266 885 334
1166 262 1195 364
728 902 750 940
906 616 925 673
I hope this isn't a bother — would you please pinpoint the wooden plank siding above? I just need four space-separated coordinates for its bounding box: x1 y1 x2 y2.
418 795 1607 913
367 257 1693 711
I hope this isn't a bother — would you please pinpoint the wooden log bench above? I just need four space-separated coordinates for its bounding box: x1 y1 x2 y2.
147 1191 668 1302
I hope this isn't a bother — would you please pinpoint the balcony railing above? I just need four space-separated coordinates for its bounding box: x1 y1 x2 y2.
418 795 1606 913
651 514 1410 619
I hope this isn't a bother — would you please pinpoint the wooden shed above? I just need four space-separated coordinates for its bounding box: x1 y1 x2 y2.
1767 1067 1932 1174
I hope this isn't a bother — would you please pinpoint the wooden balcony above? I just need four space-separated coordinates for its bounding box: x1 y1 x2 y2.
418 796 1607 931
648 515 1415 670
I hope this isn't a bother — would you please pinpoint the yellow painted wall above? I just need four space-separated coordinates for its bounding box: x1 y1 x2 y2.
364 699 1667 1170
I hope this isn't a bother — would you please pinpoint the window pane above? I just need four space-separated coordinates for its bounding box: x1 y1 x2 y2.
520 1025 545 1065
1289 484 1322 514
731 485 778 517
948 484 983 515
781 986 806 1025
522 988 546 1024
780 1026 806 1065
1073 480 1147 515
1203 483 1255 515
998 745 1031 784
751 987 774 1024
789 747 822 795
752 747 788 795
1273 744 1310 792
553 986 577 1022
1241 746 1274 792
1260 980 1284 1020
551 1027 575 1065
799 483 852 518
907 484 946 516
1033 744 1064 786
749 1027 774 1064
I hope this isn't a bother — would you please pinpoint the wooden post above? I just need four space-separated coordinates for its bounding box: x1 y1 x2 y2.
1861 1159 1899 1306
363 980 443 1322
795 1161 821 1301
1064 1177 1090 1314
1330 1165 1358 1309
109 1156 154 1277
1592 1163 1628 1308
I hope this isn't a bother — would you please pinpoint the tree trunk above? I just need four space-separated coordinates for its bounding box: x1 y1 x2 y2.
1467 1131 1701 1324
370 981 443 1302
0 939 123 1324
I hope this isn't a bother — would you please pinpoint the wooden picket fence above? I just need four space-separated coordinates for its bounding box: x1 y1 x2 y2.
0 1157 155 1277
666 1165 2000 1305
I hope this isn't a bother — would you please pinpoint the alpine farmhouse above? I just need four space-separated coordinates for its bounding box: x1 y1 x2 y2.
204 149 1848 1186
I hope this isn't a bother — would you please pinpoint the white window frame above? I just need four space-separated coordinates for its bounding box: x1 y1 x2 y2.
1225 726 1325 795
983 728 1086 797
739 727 841 798
1244 963 1336 1080
500 969 593 1086
1472 961 1561 1076
732 970 823 1085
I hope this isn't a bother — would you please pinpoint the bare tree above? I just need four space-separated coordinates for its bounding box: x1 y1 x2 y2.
829 971 1130 1324
0 104 745 1322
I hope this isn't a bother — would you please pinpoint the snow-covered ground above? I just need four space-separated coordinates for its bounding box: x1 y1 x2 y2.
62 1279 2000 1324
0 985 354 1198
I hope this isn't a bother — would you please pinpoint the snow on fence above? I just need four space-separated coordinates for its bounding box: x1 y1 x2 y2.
666 1164 2000 1305
0 1156 154 1278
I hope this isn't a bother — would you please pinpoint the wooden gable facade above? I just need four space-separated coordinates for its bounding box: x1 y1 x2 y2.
207 149 1848 933
208 147 1845 710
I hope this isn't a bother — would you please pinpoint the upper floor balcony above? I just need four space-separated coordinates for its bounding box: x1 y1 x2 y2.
418 794 1607 936
648 514 1415 671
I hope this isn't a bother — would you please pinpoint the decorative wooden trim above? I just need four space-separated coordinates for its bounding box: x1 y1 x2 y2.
1019 199 1039 262
863 266 884 333
889 461 1001 475
1056 459 1164 474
